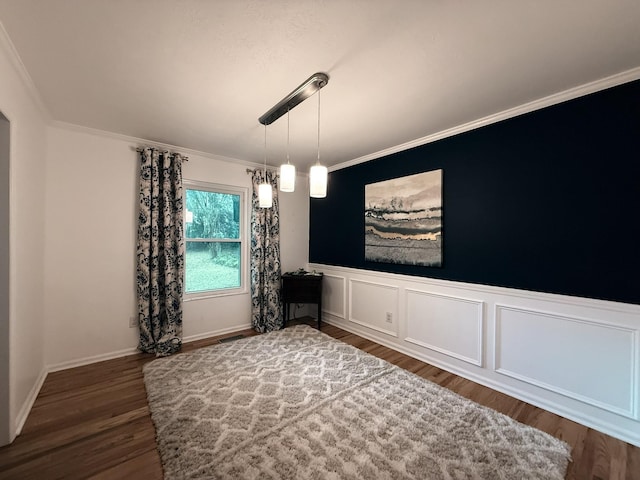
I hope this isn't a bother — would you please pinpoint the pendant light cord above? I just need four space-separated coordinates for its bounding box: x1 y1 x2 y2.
263 124 267 175
316 88 321 165
286 108 290 164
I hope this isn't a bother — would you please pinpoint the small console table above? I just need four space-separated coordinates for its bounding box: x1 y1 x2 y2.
281 272 323 329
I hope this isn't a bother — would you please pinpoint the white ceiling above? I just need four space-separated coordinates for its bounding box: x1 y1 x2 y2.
1 0 639 171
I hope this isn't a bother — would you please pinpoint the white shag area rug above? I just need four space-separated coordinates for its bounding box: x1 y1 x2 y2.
143 325 571 479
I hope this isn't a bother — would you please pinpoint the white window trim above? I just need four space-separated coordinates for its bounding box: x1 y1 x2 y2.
183 179 249 301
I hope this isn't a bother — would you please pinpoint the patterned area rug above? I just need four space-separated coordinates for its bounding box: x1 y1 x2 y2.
143 325 571 479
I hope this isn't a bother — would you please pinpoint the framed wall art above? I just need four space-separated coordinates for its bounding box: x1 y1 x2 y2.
365 169 442 267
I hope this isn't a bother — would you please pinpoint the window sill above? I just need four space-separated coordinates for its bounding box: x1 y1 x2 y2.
184 288 249 302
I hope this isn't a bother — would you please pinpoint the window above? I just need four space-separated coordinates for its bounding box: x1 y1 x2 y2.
183 180 247 298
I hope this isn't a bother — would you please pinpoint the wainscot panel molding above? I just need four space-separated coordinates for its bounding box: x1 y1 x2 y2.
311 263 640 448
349 279 399 337
405 289 484 367
494 304 637 420
322 274 346 320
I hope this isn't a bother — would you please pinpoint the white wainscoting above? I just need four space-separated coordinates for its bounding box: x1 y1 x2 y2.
322 274 346 320
406 289 484 366
312 263 640 447
494 304 637 419
349 278 399 337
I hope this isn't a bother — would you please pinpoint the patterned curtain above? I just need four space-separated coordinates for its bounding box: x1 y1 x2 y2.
136 147 185 356
250 169 283 332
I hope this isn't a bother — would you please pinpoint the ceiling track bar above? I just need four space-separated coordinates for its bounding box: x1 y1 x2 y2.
258 72 329 125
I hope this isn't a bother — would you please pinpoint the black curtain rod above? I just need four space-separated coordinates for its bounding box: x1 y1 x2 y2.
246 168 280 176
135 147 189 161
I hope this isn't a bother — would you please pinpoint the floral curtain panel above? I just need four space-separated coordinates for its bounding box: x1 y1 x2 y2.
136 147 185 356
250 170 283 332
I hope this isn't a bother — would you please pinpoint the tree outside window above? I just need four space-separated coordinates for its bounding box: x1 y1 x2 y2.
184 181 245 296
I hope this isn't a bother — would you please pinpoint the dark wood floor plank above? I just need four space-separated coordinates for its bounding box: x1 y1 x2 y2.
0 416 156 480
86 449 163 480
0 318 637 480
626 441 640 480
0 406 150 468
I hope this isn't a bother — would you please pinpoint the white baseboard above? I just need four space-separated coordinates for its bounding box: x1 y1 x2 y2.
47 346 140 373
183 323 253 343
46 323 254 373
14 367 47 436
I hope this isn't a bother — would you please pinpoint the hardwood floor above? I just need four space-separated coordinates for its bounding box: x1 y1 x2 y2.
0 319 638 479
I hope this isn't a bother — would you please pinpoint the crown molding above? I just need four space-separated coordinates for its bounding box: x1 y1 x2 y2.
50 120 269 170
330 66 640 172
51 120 309 175
0 20 52 122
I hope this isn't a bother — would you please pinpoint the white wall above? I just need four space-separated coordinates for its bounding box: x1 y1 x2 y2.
279 173 309 275
312 263 640 447
0 28 48 445
44 126 310 369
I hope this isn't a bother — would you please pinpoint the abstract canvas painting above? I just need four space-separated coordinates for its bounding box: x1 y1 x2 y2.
365 169 442 266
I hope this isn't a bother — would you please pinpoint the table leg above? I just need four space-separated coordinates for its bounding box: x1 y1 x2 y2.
284 303 289 329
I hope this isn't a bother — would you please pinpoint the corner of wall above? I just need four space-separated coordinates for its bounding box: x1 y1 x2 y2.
0 20 49 444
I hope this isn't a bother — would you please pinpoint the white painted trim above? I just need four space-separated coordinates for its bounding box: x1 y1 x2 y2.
322 273 346 319
14 367 46 436
51 120 283 173
348 278 399 337
46 322 254 373
52 121 314 176
494 304 638 420
182 323 252 343
309 263 640 315
405 288 484 367
47 346 140 373
349 277 399 292
330 66 640 172
0 21 51 122
182 179 250 300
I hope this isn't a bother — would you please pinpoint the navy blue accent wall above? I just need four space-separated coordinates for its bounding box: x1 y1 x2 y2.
309 79 640 305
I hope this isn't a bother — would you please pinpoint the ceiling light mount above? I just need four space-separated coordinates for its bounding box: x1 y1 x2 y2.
258 72 329 126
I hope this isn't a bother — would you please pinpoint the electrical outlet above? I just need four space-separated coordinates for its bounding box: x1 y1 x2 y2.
129 316 137 328
385 312 392 323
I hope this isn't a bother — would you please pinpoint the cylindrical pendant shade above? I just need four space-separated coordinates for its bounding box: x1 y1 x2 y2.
258 182 272 208
279 163 296 192
309 164 328 198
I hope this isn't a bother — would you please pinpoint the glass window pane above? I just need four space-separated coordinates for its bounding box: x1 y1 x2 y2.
185 189 240 240
185 241 241 293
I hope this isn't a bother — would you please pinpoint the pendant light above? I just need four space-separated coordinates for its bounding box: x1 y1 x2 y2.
258 124 272 208
258 73 329 198
309 87 328 198
279 108 296 192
